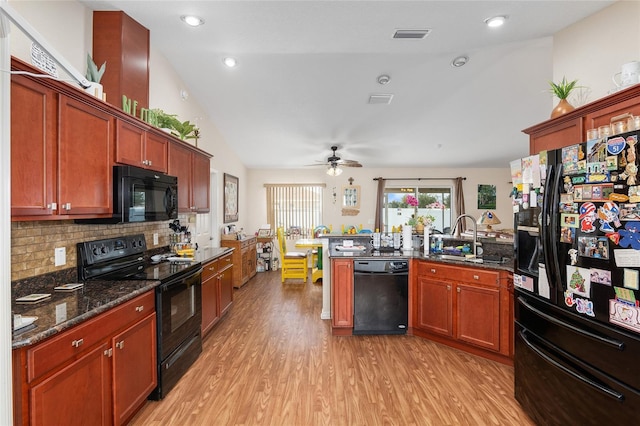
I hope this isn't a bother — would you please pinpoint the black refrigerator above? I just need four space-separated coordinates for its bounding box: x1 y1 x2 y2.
514 130 640 425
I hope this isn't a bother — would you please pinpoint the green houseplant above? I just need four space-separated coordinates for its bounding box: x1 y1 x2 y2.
549 77 579 118
84 53 106 99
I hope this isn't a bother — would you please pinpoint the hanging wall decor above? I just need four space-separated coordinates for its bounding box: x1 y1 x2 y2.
224 173 239 223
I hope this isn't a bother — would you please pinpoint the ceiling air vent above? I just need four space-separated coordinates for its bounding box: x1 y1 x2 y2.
368 94 394 105
393 29 431 39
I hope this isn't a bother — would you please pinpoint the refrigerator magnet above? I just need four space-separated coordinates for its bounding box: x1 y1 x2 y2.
609 299 640 333
566 265 591 298
590 267 611 286
560 227 575 244
564 290 595 317
561 213 579 228
623 268 640 290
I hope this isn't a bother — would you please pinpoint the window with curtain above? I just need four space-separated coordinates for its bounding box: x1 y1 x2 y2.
383 186 452 233
265 184 325 238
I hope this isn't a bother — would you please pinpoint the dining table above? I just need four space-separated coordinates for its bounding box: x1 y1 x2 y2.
294 238 323 282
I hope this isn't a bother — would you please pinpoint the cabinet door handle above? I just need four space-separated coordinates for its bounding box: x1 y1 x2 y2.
447 285 451 291
148 160 152 166
116 340 125 350
457 287 461 293
430 269 436 273
63 203 71 210
473 275 480 280
104 348 113 357
71 338 84 348
135 305 144 312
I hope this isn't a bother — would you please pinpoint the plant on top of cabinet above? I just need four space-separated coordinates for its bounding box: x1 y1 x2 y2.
548 76 581 119
85 53 106 83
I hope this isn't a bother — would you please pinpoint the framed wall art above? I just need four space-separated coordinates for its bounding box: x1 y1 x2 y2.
224 173 239 223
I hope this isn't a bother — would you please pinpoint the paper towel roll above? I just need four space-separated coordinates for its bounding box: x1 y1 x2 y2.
423 226 430 252
402 225 413 250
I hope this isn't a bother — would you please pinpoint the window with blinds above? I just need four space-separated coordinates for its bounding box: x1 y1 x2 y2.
265 184 325 238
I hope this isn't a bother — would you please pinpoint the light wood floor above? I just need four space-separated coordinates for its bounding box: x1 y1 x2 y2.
130 271 535 426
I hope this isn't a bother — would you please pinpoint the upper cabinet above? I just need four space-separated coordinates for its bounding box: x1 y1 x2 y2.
11 73 113 219
524 85 640 154
168 142 211 213
115 119 168 172
93 11 150 111
10 57 212 221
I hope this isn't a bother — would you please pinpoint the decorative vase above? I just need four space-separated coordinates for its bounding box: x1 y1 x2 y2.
551 98 575 119
415 223 424 233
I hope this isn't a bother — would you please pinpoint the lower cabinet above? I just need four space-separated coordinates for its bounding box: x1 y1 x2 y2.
201 253 234 337
331 259 354 332
413 261 511 363
221 237 257 288
13 291 156 426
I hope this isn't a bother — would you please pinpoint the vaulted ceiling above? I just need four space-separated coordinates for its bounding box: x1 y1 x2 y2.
85 1 614 169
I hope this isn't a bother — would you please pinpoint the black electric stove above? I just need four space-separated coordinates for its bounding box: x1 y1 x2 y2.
77 234 203 400
77 234 200 283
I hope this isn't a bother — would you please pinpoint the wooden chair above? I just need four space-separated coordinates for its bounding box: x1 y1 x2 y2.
276 227 308 283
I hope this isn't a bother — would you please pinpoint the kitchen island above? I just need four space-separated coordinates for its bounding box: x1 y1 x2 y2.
326 234 514 365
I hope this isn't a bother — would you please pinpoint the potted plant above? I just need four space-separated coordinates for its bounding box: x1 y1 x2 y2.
549 77 579 118
84 53 106 99
149 109 179 132
170 119 199 141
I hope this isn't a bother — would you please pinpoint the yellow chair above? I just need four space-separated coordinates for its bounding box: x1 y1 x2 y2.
276 227 308 283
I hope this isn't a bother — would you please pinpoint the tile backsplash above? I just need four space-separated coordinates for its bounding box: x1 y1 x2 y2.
11 220 174 281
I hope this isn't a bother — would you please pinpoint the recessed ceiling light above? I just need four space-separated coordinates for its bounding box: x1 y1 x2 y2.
181 15 204 27
451 55 469 68
223 57 237 68
484 15 507 28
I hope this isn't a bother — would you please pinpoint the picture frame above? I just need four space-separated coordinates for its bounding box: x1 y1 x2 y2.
342 185 361 209
258 228 271 238
477 184 496 209
224 173 239 223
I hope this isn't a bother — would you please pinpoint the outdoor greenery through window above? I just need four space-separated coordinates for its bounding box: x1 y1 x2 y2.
383 186 452 233
265 184 325 238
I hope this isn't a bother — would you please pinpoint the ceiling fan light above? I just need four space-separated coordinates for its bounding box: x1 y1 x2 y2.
327 166 343 176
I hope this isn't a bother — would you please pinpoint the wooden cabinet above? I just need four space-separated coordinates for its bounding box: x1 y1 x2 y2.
112 313 157 425
413 261 511 364
201 252 234 337
331 259 354 332
58 95 113 216
10 57 214 221
168 142 211 213
29 342 112 426
115 119 168 172
10 74 57 218
221 237 257 288
13 291 156 426
93 11 150 111
11 75 113 219
524 84 640 154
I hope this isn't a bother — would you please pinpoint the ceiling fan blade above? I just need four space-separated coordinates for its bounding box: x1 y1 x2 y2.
341 162 362 167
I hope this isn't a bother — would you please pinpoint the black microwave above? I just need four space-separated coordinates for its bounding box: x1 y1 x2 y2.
77 165 178 224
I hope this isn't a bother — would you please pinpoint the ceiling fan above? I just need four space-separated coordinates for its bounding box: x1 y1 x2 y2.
312 146 362 176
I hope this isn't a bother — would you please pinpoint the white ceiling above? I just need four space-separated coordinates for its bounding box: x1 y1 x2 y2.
84 0 614 170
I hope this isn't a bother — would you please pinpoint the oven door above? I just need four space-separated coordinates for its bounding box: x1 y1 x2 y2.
156 268 202 360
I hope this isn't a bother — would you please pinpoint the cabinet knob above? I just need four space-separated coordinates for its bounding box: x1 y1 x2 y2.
63 203 71 210
447 285 451 291
104 348 113 357
71 338 84 348
457 287 461 293
116 340 125 350
135 305 144 312
430 269 436 273
473 275 479 280
148 160 152 166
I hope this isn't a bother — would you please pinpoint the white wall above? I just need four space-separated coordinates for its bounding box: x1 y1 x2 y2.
554 1 640 106
246 167 513 235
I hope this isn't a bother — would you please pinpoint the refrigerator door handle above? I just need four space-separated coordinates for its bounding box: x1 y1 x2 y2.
518 296 625 350
541 164 557 287
519 330 625 402
549 163 563 288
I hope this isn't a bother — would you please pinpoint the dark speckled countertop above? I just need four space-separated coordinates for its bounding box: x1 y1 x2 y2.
12 246 233 349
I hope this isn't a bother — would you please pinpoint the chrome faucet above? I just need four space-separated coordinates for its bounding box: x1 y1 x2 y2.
452 214 478 258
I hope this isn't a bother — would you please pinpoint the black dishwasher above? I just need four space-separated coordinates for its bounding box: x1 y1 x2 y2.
353 259 408 335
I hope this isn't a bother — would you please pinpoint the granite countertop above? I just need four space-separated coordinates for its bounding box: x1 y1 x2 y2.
329 248 514 272
195 246 234 264
12 279 159 349
12 246 234 349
